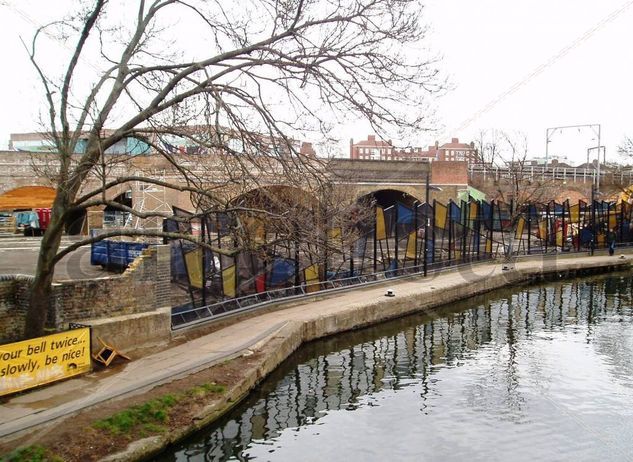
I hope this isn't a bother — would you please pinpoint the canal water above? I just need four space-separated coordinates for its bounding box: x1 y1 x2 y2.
158 272 633 461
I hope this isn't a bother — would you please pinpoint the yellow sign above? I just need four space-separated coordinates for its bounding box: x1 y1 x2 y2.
406 231 417 259
569 204 580 223
222 264 236 298
538 220 547 240
327 227 342 250
485 237 492 253
514 217 525 240
376 207 386 240
185 248 203 289
304 264 320 293
556 228 563 247
0 328 91 397
435 202 448 230
609 212 617 230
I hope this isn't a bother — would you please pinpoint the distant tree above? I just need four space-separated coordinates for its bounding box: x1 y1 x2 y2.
618 136 633 158
474 129 503 166
18 0 444 337
473 129 557 205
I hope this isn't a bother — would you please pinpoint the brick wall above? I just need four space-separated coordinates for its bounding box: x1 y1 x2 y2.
50 245 171 325
0 245 171 343
0 276 33 342
431 161 468 186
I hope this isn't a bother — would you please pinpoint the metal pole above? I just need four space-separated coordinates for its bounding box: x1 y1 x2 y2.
294 222 300 289
201 217 207 306
413 200 419 268
586 147 590 167
597 125 602 194
424 171 430 276
373 206 378 273
591 185 596 256
448 200 452 261
545 128 550 166
394 202 399 272
527 206 531 255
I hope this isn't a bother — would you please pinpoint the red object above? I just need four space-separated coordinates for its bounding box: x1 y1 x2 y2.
36 208 52 230
255 274 266 293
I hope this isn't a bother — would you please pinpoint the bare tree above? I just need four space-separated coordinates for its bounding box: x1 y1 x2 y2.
618 136 633 158
473 129 556 205
19 0 444 337
473 129 503 166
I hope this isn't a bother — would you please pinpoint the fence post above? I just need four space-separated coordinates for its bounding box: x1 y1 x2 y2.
527 205 532 255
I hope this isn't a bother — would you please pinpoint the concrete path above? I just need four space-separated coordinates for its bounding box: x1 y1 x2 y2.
0 253 629 441
0 236 104 280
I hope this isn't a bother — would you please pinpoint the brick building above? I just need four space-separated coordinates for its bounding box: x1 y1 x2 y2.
349 134 394 160
350 135 479 164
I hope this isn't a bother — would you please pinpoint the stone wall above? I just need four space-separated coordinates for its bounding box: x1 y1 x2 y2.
0 245 172 344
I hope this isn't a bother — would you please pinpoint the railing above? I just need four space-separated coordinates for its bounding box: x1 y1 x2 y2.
468 164 633 184
171 254 493 330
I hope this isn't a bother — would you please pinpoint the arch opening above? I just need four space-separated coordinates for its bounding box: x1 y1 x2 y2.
104 191 133 228
357 189 420 208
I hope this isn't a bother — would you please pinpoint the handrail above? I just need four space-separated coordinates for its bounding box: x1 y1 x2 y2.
171 255 494 329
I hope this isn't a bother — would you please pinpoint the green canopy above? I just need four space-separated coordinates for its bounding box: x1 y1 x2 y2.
457 186 486 203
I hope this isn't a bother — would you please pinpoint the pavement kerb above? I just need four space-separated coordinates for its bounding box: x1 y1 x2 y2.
0 253 631 459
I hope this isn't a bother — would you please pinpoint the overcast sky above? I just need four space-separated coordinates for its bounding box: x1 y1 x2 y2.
1 0 632 165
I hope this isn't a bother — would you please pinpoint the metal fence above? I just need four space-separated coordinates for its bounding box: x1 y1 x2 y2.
171 255 493 329
168 196 633 330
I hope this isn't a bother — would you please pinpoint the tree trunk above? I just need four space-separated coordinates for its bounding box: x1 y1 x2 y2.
24 198 67 339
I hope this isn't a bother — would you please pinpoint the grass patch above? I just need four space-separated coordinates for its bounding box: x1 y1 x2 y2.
93 394 179 436
187 383 226 398
92 383 225 437
1 444 63 462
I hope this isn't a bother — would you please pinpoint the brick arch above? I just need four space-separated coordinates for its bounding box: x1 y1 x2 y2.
229 185 320 210
0 186 56 210
0 177 54 197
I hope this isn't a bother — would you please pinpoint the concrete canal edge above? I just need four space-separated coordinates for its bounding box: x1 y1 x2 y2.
104 255 632 461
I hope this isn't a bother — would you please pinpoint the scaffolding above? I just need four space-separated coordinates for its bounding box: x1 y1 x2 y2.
132 170 172 240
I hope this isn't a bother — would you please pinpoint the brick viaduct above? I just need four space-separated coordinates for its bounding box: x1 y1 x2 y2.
0 151 466 220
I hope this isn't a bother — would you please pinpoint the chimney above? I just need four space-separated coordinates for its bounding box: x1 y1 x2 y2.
350 138 354 159
451 137 459 144
435 141 439 149
300 142 315 157
368 134 376 142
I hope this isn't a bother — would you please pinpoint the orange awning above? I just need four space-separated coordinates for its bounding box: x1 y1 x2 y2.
0 186 55 210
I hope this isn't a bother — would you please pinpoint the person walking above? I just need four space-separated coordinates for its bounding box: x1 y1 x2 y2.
608 228 617 256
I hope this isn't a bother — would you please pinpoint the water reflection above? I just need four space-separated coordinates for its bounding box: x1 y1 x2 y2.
159 273 633 461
